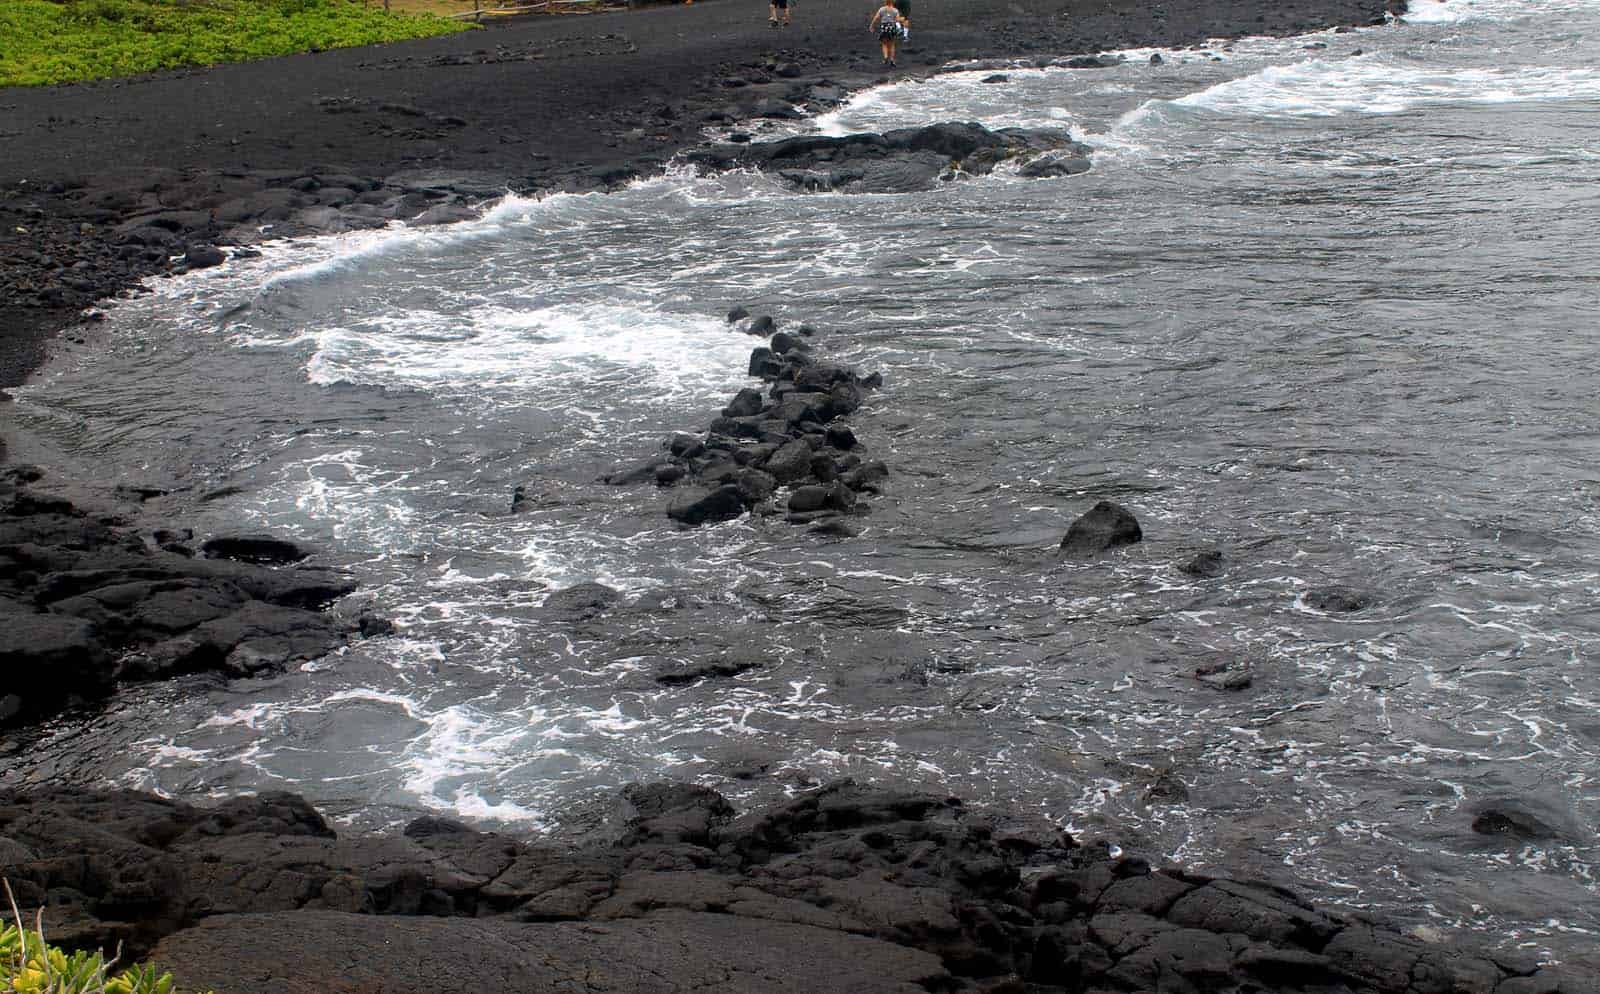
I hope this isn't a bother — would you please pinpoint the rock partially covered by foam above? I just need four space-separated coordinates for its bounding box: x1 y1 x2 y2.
684 121 1093 193
602 320 886 531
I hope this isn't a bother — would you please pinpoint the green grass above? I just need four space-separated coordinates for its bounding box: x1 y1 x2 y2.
0 0 472 87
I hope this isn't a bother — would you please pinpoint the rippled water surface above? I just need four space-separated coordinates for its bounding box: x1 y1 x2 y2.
10 0 1600 971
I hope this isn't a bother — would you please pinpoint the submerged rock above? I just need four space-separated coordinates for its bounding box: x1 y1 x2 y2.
654 654 763 686
1017 151 1092 178
1303 585 1373 613
1195 658 1252 691
540 581 622 621
1468 797 1584 843
1178 549 1226 577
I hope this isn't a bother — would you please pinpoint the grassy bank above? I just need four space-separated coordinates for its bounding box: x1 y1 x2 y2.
0 0 470 87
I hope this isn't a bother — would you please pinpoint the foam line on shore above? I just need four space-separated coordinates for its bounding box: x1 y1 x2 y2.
1400 0 1584 24
1171 57 1600 116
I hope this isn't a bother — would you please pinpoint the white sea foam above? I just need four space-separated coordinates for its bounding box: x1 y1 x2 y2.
303 300 749 402
1399 0 1578 25
1093 48 1600 157
804 72 1079 138
1172 56 1600 117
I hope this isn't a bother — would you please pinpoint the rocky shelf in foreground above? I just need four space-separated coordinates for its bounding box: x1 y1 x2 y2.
0 780 1570 994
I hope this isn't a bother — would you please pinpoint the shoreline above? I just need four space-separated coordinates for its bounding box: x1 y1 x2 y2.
0 0 1392 389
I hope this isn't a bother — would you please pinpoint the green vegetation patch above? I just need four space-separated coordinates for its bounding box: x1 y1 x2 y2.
0 0 470 87
2 917 210 994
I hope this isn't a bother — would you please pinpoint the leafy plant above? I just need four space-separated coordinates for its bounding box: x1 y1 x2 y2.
1 882 204 994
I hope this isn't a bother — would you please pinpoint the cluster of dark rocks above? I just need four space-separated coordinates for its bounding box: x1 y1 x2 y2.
686 120 1094 194
0 780 1568 993
0 463 372 728
601 311 887 537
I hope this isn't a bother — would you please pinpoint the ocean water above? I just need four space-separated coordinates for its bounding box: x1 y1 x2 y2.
9 0 1599 970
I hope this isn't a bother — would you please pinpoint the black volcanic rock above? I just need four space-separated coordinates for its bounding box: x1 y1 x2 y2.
0 605 116 719
685 121 1093 193
0 781 1572 994
722 386 765 417
151 910 946 994
201 533 311 565
182 244 227 270
1304 584 1373 612
0 474 352 727
654 655 762 686
1060 500 1142 556
667 484 748 525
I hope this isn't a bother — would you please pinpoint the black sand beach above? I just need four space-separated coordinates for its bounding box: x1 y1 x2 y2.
1 0 1390 387
5 0 1582 990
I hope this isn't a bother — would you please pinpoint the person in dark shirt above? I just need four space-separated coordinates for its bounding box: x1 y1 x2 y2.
896 0 911 42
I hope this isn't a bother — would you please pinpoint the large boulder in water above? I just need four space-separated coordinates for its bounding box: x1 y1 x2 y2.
1060 500 1142 556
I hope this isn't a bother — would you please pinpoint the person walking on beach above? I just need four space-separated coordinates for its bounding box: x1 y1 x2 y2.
896 0 911 44
769 0 791 27
871 0 905 67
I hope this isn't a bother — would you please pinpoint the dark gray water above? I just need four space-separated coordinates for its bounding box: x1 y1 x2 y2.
10 0 1600 971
